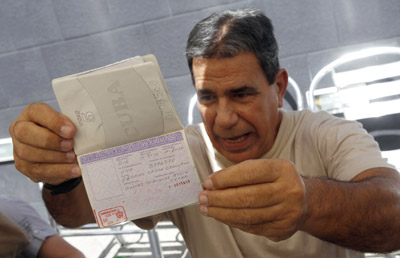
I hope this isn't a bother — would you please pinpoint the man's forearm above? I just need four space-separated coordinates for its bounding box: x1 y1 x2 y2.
42 182 95 228
300 167 400 253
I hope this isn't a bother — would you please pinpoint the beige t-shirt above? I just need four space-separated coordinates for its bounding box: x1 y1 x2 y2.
139 109 394 258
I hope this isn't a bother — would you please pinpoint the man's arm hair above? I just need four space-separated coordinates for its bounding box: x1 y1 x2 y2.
300 167 400 253
42 182 95 228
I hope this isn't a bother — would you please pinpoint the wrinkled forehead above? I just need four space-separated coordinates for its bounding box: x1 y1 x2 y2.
192 53 268 91
192 52 259 75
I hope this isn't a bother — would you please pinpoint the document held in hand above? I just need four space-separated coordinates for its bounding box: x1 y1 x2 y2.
52 55 202 227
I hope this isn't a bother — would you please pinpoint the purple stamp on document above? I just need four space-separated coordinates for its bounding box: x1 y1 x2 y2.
79 131 184 165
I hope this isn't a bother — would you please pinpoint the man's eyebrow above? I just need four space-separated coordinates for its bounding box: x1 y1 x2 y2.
197 86 258 95
228 86 258 94
197 89 214 95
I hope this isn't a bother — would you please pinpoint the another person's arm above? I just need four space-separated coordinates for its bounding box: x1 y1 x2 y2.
0 196 85 258
38 234 85 258
199 159 400 253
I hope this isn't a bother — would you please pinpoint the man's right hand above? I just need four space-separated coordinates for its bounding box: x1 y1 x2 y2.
9 103 81 185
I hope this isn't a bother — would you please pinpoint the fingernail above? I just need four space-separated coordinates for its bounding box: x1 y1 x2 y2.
61 126 72 138
60 140 73 151
203 179 214 190
66 151 75 161
60 140 69 151
71 166 81 177
199 194 208 205
199 205 208 216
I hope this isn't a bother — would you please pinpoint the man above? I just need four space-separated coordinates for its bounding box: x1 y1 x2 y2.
9 8 400 258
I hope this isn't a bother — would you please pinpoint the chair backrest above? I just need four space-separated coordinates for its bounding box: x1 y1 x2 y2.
285 77 304 111
307 46 400 152
307 47 400 120
187 76 303 125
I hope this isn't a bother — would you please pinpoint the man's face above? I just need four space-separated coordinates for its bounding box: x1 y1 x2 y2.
193 52 287 163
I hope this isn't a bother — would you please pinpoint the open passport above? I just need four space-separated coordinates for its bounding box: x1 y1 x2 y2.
52 55 202 227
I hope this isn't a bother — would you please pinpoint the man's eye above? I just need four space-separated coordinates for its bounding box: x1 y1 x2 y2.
235 93 247 98
198 95 215 103
233 92 252 99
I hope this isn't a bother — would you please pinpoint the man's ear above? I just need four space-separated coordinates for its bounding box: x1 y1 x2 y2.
275 69 288 108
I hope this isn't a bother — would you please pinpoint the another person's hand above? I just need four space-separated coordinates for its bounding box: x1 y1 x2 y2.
199 159 307 241
9 103 81 185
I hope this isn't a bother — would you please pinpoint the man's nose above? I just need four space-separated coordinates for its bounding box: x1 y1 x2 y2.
215 100 239 129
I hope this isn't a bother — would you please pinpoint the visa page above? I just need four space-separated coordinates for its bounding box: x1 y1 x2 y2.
78 130 200 227
52 55 202 227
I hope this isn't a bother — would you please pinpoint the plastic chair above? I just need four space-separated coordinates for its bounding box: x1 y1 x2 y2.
307 46 400 153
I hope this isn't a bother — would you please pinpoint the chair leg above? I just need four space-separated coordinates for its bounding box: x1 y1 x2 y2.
148 228 164 258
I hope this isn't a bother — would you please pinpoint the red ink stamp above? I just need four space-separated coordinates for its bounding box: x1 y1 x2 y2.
98 206 127 227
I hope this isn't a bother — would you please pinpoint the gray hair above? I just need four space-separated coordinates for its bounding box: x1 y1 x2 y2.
185 8 280 85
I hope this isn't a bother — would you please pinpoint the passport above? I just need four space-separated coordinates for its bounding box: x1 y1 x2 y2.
52 55 202 227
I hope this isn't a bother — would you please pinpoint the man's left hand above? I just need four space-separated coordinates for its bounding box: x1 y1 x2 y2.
199 159 307 241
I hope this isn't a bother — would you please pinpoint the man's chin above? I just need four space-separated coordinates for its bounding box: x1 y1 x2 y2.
220 149 255 163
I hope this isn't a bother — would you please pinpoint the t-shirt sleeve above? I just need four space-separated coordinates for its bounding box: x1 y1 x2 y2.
315 113 395 181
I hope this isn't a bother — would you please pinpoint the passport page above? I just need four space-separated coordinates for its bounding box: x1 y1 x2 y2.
52 55 183 156
78 130 202 227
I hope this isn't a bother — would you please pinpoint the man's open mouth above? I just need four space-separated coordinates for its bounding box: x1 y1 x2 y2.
224 133 250 143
